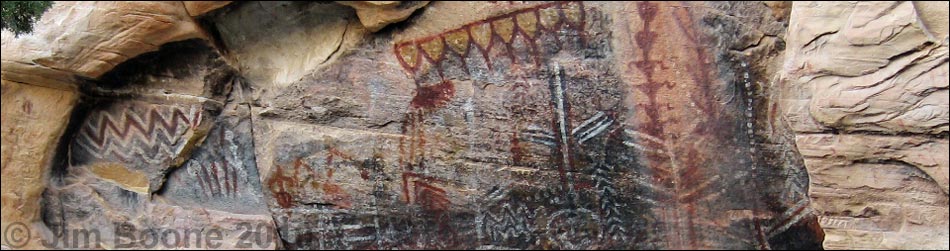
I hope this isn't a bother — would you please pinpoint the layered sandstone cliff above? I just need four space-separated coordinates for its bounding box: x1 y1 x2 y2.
781 1 949 249
1 1 946 250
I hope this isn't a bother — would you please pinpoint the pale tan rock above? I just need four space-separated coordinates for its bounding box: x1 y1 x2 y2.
183 1 231 17
1 1 208 87
1 80 78 250
6 0 947 250
209 2 368 89
337 1 429 32
88 163 151 194
797 134 948 195
797 133 949 250
784 1 948 135
913 1 950 40
783 1 950 249
41 174 278 250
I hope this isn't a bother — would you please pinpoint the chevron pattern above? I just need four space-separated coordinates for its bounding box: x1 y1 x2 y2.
73 105 202 164
479 201 536 243
394 1 586 77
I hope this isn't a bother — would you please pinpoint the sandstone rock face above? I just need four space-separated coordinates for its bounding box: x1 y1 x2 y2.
184 1 232 17
208 2 368 89
1 2 209 86
243 1 820 249
337 1 430 32
2 1 947 250
782 1 949 249
1 80 78 250
37 40 279 249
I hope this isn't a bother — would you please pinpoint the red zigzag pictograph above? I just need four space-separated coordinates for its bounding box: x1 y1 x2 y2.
393 1 586 78
73 105 202 163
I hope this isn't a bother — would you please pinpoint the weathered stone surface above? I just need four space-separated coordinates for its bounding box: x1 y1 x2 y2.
64 40 240 194
68 100 212 194
783 1 948 135
2 2 206 85
184 1 232 17
6 1 946 250
781 1 950 249
798 134 948 194
38 39 278 249
208 2 368 89
245 1 821 249
42 179 278 249
1 80 78 250
160 104 269 215
913 1 950 40
337 1 429 32
797 134 949 249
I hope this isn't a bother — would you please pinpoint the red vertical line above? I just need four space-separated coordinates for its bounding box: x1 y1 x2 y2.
327 147 335 166
210 162 222 197
398 116 408 172
418 116 427 171
406 113 418 171
268 164 279 190
402 173 412 203
673 205 684 249
229 159 239 195
196 164 209 198
218 124 226 147
200 163 215 197
222 160 232 196
21 101 32 114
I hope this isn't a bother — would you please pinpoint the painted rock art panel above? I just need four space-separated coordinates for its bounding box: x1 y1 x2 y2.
68 100 210 194
38 39 280 249
1 80 78 250
253 119 470 249
160 105 269 215
8 1 841 250
248 1 822 249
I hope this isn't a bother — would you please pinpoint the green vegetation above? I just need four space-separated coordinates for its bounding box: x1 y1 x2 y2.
2 1 53 36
